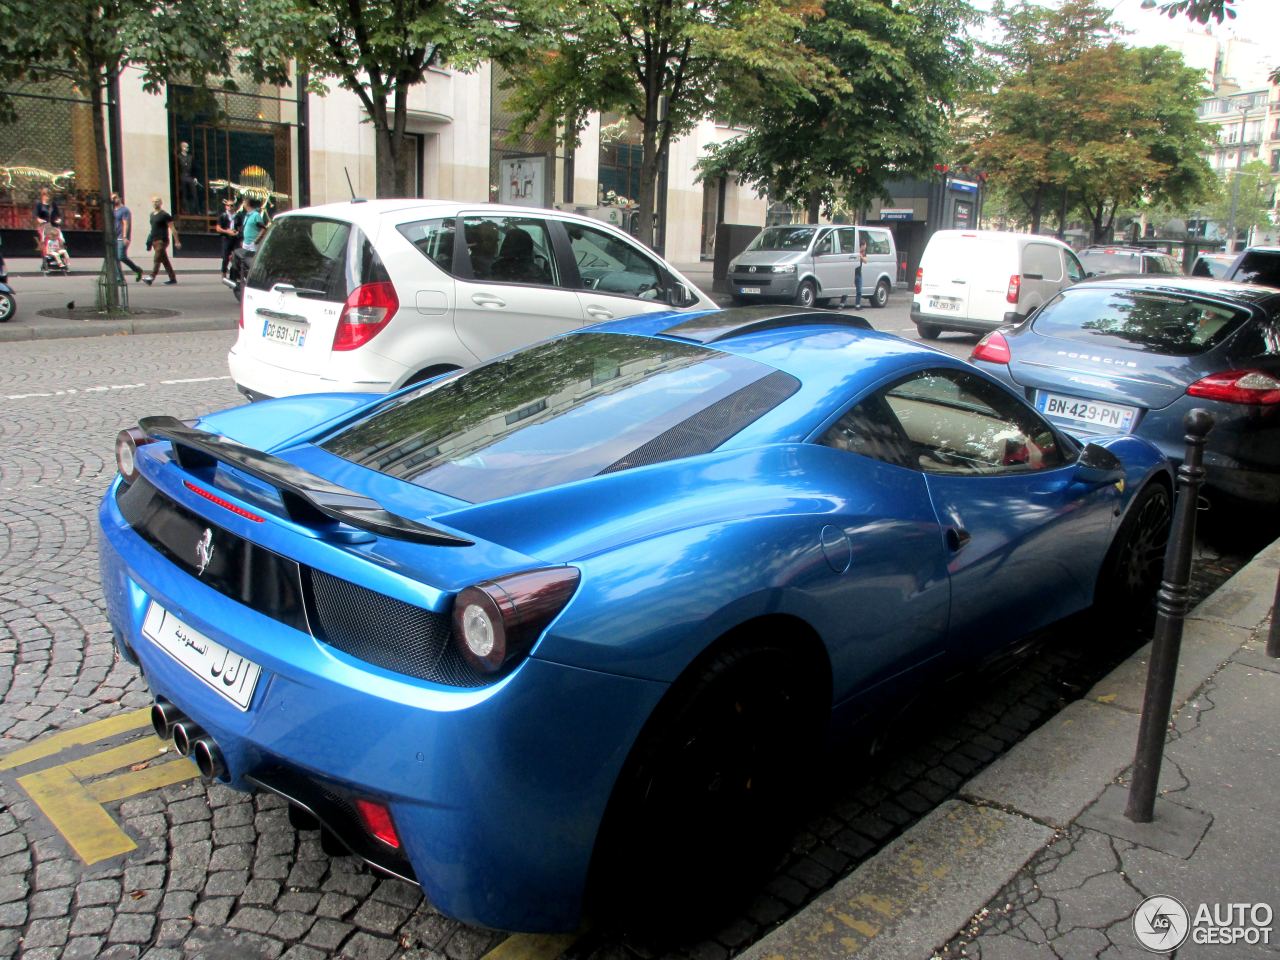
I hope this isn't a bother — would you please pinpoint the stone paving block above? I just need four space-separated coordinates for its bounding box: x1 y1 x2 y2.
304 917 355 950
70 905 115 935
108 913 155 944
962 698 1141 828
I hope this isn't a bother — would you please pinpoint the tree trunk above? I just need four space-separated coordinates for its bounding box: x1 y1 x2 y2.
1028 187 1043 234
806 189 821 224
372 92 415 199
636 108 661 250
89 67 120 312
1056 186 1070 240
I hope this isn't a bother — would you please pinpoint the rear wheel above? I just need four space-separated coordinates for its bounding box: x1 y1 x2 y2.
1097 483 1172 631
402 364 460 388
592 640 826 930
0 290 13 323
916 322 941 340
794 279 816 308
871 279 890 308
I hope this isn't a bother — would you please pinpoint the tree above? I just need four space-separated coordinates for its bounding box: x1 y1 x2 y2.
501 0 839 247
698 0 982 223
1206 160 1276 244
0 1 239 311
244 0 518 198
967 0 1215 241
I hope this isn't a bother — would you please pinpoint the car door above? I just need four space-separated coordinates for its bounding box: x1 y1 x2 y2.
1019 242 1065 317
812 228 847 299
559 219 683 324
450 213 584 361
877 368 1118 656
1064 249 1086 288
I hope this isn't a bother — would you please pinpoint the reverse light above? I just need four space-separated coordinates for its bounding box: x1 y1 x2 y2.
1187 369 1280 405
913 268 923 295
1006 274 1021 304
333 281 399 351
355 798 400 849
971 331 1012 365
451 567 581 674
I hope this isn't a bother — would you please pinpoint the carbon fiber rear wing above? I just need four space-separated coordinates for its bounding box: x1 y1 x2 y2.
139 416 473 547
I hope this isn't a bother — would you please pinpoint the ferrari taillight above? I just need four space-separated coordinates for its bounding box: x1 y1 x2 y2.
452 568 580 674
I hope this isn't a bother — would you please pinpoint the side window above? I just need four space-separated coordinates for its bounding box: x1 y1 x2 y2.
814 230 835 255
864 230 891 256
1022 243 1063 281
564 221 665 300
819 394 913 468
883 370 1064 475
397 218 456 274
462 216 559 286
1065 251 1085 282
835 227 857 254
1144 255 1171 275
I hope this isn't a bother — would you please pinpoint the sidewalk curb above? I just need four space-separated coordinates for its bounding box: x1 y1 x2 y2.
0 315 236 342
744 539 1279 960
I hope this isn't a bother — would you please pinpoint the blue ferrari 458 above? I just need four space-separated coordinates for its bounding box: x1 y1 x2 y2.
99 305 1172 932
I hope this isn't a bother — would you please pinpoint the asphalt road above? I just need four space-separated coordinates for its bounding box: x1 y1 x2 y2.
0 325 1261 960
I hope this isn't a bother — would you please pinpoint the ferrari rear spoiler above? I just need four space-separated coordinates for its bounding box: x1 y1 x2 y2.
139 416 473 547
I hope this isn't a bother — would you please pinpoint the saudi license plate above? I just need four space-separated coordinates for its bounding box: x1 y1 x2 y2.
1036 391 1138 433
739 286 762 295
929 298 961 312
262 318 307 347
142 603 261 710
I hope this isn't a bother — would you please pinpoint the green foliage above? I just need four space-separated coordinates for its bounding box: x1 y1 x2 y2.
501 0 839 246
699 0 983 221
965 0 1215 241
1205 161 1276 235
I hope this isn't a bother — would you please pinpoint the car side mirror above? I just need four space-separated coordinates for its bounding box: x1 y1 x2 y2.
1075 442 1125 485
669 281 699 308
1085 270 1097 278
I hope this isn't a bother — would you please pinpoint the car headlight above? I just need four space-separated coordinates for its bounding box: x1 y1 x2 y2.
772 264 797 274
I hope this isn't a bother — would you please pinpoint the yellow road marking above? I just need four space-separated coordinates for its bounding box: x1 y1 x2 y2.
5 713 201 865
480 932 580 960
0 707 151 770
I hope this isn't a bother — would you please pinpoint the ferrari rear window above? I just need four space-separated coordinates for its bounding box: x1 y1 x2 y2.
1031 287 1251 356
320 334 798 502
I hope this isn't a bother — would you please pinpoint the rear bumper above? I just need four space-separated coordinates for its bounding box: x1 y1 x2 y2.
228 341 397 398
910 301 1020 332
97 483 666 931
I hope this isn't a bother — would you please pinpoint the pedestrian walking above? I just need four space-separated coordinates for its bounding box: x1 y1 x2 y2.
32 186 61 247
142 196 180 285
111 193 144 283
215 196 240 278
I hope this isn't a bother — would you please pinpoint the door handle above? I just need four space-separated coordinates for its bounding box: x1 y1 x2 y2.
951 279 967 284
471 293 506 308
585 306 614 321
945 526 971 552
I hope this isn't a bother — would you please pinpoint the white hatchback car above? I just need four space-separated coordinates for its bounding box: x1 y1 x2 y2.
228 200 715 399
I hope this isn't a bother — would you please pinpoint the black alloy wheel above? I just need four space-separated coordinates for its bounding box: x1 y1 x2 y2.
795 279 817 308
591 641 825 931
1099 483 1172 630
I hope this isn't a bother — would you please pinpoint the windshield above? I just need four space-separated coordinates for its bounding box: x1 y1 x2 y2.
320 334 798 503
1230 251 1280 287
1079 250 1145 275
745 227 817 252
1031 287 1250 356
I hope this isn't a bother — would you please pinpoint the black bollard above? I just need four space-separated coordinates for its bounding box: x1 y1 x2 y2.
1125 408 1214 824
1268 564 1279 659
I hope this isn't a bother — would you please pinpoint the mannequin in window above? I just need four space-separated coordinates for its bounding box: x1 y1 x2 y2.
177 141 201 214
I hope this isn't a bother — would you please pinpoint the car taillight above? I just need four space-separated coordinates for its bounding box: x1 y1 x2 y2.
355 799 400 849
451 568 580 674
913 268 923 295
971 331 1012 365
1187 369 1280 405
116 420 200 482
1006 275 1021 304
333 281 398 351
238 295 245 329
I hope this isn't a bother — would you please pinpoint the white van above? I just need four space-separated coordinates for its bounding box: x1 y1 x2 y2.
728 224 898 308
911 230 1085 338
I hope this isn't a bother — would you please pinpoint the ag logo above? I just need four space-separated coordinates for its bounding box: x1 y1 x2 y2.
195 528 215 577
1133 895 1190 952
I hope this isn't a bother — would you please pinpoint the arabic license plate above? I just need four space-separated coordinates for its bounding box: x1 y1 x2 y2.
739 286 762 295
142 603 261 710
928 298 961 312
1036 391 1138 433
262 318 307 347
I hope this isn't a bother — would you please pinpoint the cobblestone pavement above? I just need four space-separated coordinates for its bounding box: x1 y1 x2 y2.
0 330 1257 960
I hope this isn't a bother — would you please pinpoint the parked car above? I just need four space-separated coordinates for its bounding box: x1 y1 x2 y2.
1077 246 1182 278
1225 245 1280 287
227 200 714 401
970 276 1280 510
101 305 1173 932
911 230 1085 339
727 224 897 308
1190 252 1236 279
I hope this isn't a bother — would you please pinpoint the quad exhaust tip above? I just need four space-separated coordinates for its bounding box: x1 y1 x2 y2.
151 700 229 781
170 721 204 758
150 699 186 741
192 738 227 780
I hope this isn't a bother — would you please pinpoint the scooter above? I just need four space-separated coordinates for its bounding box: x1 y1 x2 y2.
0 259 14 322
221 247 255 303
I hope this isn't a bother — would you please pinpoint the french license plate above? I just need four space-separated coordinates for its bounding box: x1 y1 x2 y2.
1036 391 1138 432
142 603 261 710
262 318 307 347
739 286 762 295
929 298 961 312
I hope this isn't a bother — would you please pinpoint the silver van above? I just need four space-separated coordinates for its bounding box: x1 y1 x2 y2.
728 224 898 308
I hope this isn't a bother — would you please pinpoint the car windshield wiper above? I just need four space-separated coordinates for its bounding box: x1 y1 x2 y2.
139 416 472 547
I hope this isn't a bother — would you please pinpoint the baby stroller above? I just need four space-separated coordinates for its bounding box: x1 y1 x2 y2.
40 228 70 276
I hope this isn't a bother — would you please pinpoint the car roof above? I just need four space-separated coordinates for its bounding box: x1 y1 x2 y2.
1080 246 1157 254
1072 275 1280 306
274 198 642 232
